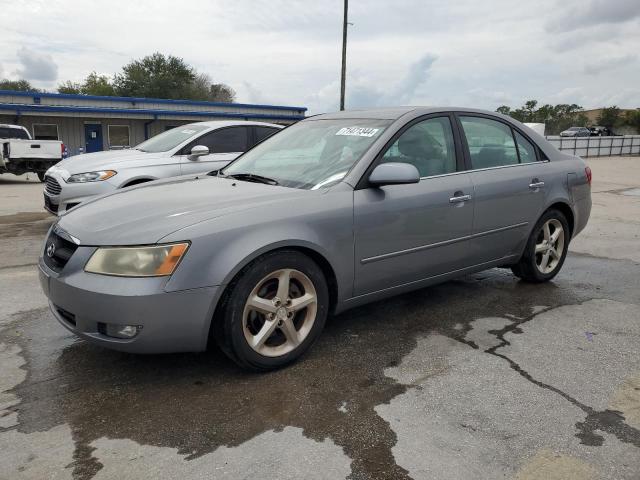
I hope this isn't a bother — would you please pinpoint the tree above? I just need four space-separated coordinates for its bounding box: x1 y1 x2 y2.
495 101 587 134
57 80 81 94
624 110 640 132
0 79 40 92
82 72 116 96
55 53 236 102
113 53 196 99
597 106 622 129
209 83 235 103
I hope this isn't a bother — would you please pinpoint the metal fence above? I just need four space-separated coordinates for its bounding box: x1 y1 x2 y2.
546 135 640 157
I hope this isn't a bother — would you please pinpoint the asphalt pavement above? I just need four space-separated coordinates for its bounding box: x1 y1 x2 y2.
0 158 638 480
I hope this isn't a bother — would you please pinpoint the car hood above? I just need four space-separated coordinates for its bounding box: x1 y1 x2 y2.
53 149 166 175
56 176 310 245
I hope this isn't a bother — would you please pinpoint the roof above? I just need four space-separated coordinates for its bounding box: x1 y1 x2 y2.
0 89 307 122
180 120 282 128
310 106 503 120
0 89 307 113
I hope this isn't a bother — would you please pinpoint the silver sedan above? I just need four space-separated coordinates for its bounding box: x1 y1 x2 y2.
43 121 281 214
38 107 592 370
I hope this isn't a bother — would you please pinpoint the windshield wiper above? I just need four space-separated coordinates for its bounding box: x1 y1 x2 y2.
225 173 279 186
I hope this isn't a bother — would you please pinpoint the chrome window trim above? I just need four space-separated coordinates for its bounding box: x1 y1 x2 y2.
463 159 550 175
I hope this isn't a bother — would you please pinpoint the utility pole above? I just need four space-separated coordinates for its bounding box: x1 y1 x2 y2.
340 0 348 111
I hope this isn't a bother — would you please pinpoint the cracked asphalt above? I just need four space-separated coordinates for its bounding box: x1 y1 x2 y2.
1 157 639 480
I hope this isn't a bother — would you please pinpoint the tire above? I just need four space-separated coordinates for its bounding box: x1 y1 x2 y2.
215 250 329 371
511 209 570 283
37 171 45 182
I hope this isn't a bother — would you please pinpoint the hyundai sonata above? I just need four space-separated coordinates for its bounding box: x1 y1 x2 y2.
39 107 592 370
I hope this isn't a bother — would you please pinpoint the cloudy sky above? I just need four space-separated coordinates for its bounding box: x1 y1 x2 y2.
1 0 639 113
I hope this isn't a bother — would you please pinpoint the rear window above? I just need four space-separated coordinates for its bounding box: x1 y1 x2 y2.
0 127 29 139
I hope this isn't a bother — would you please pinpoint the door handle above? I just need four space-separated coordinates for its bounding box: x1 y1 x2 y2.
529 181 545 189
449 194 471 203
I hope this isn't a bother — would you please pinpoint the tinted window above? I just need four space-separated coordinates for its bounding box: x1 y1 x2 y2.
254 126 279 145
514 131 537 163
460 116 518 169
0 127 29 139
193 127 248 153
381 117 456 177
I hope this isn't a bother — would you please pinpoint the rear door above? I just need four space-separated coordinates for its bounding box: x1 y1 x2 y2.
179 126 249 175
353 114 475 296
456 114 546 263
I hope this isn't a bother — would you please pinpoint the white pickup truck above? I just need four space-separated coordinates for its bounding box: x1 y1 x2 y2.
1 124 65 182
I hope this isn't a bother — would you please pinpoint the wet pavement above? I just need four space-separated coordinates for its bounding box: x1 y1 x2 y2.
1 159 639 480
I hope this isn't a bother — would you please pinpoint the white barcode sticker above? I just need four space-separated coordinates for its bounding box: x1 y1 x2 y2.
335 127 380 137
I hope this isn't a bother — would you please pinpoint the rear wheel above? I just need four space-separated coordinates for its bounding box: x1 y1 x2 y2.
216 250 328 371
512 209 569 283
37 172 45 182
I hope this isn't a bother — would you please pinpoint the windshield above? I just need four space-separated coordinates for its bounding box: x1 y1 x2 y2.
568 127 580 131
222 119 391 189
135 125 208 153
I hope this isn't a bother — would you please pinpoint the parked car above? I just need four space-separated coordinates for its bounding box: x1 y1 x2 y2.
589 126 612 136
1 124 65 182
39 107 591 371
42 121 282 214
559 126 590 137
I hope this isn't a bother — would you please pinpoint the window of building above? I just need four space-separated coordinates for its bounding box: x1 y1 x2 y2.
380 117 457 177
459 116 519 169
33 124 59 140
108 125 130 148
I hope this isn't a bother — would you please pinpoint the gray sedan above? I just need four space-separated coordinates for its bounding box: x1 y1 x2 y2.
38 107 592 370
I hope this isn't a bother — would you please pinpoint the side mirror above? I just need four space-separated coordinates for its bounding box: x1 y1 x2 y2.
189 145 209 158
368 162 420 187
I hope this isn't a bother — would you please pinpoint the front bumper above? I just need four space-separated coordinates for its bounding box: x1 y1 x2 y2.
38 254 220 354
43 171 118 215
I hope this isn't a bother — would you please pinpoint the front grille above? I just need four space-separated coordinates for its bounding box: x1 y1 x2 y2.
43 230 78 273
44 176 62 195
43 194 59 213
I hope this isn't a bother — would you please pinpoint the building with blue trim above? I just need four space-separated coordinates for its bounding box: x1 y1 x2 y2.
0 90 306 155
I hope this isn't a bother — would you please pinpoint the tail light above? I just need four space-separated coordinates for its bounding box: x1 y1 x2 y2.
61 143 66 158
585 166 592 186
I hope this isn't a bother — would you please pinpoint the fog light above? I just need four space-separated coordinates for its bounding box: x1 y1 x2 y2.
116 325 140 338
100 323 142 339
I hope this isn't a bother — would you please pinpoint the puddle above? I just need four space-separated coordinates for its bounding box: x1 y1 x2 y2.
3 253 640 479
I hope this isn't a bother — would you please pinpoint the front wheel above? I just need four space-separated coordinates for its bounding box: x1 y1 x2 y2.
215 250 329 371
512 209 570 283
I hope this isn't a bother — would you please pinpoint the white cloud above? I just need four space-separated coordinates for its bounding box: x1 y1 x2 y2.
0 0 638 111
14 47 58 82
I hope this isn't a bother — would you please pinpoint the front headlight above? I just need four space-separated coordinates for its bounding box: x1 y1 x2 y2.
66 170 116 183
85 243 189 277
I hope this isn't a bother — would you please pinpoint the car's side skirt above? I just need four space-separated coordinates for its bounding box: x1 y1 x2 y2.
337 254 520 313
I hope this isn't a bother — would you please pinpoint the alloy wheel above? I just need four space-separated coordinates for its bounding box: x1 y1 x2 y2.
242 268 318 357
534 218 565 274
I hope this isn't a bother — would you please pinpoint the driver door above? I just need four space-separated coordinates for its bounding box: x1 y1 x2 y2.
353 115 475 296
179 126 250 175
